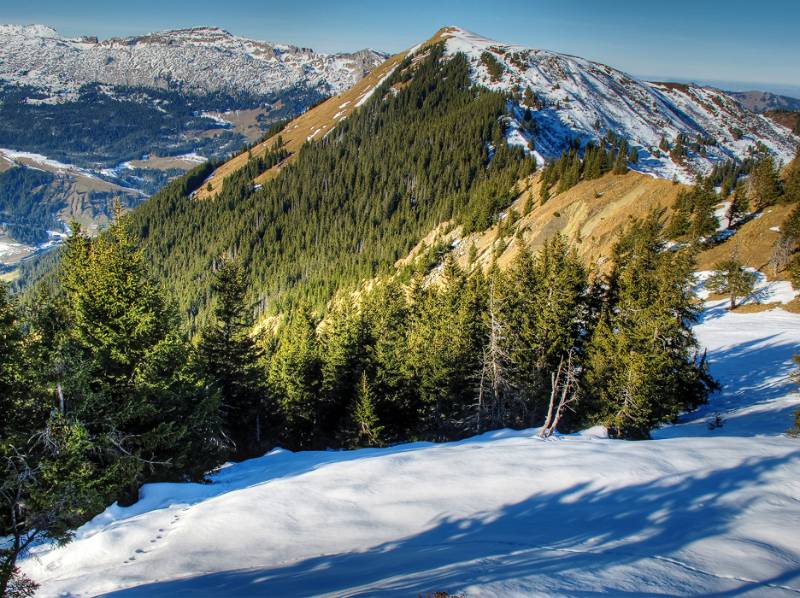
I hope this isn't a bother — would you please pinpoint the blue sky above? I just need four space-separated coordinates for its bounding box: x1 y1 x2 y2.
4 0 799 96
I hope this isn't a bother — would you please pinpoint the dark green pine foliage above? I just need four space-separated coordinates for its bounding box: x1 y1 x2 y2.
747 154 782 210
707 157 757 197
727 182 751 227
59 217 223 503
319 296 371 445
267 306 323 449
0 284 31 436
539 133 633 200
480 51 505 82
0 284 100 597
359 280 418 440
584 213 716 439
498 234 590 426
405 259 486 439
197 255 267 459
784 152 800 204
666 180 720 244
130 44 534 330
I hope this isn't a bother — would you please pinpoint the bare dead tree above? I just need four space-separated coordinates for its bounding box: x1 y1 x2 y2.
476 281 518 431
540 349 580 438
769 236 793 277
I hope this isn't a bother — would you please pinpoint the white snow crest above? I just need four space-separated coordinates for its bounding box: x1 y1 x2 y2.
440 28 798 183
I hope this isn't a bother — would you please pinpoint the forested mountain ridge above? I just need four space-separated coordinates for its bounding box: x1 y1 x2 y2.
5 22 800 597
128 41 535 328
201 26 798 197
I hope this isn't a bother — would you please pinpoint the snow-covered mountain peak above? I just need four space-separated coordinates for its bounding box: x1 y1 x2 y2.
0 23 59 38
437 27 798 181
0 24 387 97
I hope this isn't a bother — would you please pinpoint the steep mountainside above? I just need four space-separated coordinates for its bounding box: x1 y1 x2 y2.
442 28 795 181
93 27 795 329
128 41 534 327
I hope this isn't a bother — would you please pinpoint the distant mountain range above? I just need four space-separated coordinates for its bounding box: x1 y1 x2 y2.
2 24 798 270
727 90 800 113
0 24 386 258
0 24 385 98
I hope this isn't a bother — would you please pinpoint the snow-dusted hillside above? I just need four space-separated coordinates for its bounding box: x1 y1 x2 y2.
20 285 800 596
441 28 798 182
0 24 386 99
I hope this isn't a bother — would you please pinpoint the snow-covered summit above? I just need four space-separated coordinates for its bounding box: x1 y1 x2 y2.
0 23 59 38
440 27 798 181
0 24 387 97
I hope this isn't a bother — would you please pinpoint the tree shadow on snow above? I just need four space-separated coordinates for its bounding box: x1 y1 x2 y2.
655 335 800 438
101 450 800 597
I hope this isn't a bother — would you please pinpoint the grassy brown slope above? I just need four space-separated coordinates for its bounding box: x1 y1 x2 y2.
458 171 687 273
696 205 793 277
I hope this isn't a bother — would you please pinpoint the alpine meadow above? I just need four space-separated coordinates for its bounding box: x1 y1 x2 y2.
2 6 800 597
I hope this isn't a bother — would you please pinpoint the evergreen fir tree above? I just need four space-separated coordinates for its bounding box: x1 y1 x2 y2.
319 295 370 444
727 182 751 226
346 372 384 448
583 213 715 438
197 255 267 459
688 183 720 243
747 155 782 210
784 157 800 204
59 216 221 503
706 256 757 309
268 306 322 449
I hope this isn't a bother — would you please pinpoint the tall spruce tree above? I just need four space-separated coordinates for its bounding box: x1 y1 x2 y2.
268 306 322 449
344 372 384 448
197 255 267 459
747 155 782 210
0 284 100 597
361 280 416 441
498 235 589 427
59 217 222 504
584 213 715 438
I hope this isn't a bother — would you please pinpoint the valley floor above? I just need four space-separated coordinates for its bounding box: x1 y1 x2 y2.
20 292 800 597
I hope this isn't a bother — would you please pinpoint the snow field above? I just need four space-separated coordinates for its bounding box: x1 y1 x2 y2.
21 279 800 597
